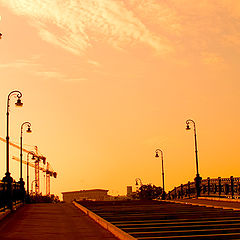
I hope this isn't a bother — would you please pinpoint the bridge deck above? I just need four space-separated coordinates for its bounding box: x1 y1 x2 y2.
0 203 118 240
171 198 240 210
79 200 240 239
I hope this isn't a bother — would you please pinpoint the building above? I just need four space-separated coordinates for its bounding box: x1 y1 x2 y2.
127 186 133 197
62 189 110 203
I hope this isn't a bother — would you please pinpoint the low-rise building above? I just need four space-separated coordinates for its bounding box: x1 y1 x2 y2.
62 189 110 203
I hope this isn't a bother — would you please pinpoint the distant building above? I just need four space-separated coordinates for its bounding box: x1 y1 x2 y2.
127 186 133 197
62 189 110 203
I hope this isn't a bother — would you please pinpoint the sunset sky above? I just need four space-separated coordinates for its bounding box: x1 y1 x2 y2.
0 0 240 198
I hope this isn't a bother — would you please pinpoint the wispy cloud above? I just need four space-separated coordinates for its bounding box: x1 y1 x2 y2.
64 77 87 82
36 71 87 82
0 59 40 68
1 0 240 64
201 52 224 65
0 57 86 81
35 71 65 79
88 60 101 67
0 0 171 55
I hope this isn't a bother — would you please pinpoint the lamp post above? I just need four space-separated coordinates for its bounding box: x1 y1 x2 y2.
31 180 37 195
186 119 202 198
135 178 143 191
2 90 23 209
155 149 165 199
26 152 35 195
20 122 32 183
3 90 23 181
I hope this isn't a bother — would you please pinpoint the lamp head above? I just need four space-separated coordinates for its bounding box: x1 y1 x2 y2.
15 98 23 107
136 181 138 186
155 152 159 158
186 124 191 130
31 155 35 160
26 127 32 133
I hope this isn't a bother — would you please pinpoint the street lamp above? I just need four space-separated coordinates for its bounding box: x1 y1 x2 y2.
3 90 23 182
186 119 202 197
27 151 35 195
20 122 32 183
155 149 165 199
135 178 143 191
2 90 23 209
31 180 37 195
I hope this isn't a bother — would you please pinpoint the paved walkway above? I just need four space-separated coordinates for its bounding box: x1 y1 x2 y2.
0 203 118 240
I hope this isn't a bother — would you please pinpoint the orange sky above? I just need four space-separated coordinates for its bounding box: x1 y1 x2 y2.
0 0 240 198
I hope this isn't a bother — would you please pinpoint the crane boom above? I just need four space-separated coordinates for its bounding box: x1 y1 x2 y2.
12 156 46 172
0 136 55 174
12 156 57 177
0 136 31 153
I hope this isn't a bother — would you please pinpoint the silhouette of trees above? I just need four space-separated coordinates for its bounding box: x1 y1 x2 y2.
138 184 163 200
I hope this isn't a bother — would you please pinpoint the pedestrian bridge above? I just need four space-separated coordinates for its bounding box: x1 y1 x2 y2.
1 199 240 239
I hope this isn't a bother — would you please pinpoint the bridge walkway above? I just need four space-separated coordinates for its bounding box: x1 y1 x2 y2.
0 203 118 240
80 200 240 239
171 198 240 210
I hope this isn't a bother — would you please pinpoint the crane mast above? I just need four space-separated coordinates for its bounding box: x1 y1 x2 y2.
12 156 57 195
35 146 40 194
46 163 50 196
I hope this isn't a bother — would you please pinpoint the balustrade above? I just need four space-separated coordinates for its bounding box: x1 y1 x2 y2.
168 176 240 200
0 180 23 210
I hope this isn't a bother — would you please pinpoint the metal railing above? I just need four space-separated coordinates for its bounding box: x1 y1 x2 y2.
168 176 240 200
0 180 23 211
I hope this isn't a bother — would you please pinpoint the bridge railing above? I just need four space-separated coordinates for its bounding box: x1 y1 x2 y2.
0 180 23 211
168 176 240 200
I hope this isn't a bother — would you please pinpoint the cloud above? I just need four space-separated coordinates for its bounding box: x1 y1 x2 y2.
0 59 40 68
36 71 87 82
1 0 240 64
88 60 101 67
0 0 171 55
64 77 87 82
0 57 86 81
201 52 224 65
35 71 65 79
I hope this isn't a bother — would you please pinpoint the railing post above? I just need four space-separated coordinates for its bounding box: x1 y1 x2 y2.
207 177 210 196
188 181 191 198
2 177 13 210
218 177 221 197
230 176 234 199
195 175 202 198
3 182 6 210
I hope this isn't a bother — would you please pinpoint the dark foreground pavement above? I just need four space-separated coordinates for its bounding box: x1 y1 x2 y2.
0 203 118 240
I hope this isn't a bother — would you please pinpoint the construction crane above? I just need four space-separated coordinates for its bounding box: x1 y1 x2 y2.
0 136 57 195
45 162 57 195
12 156 57 195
